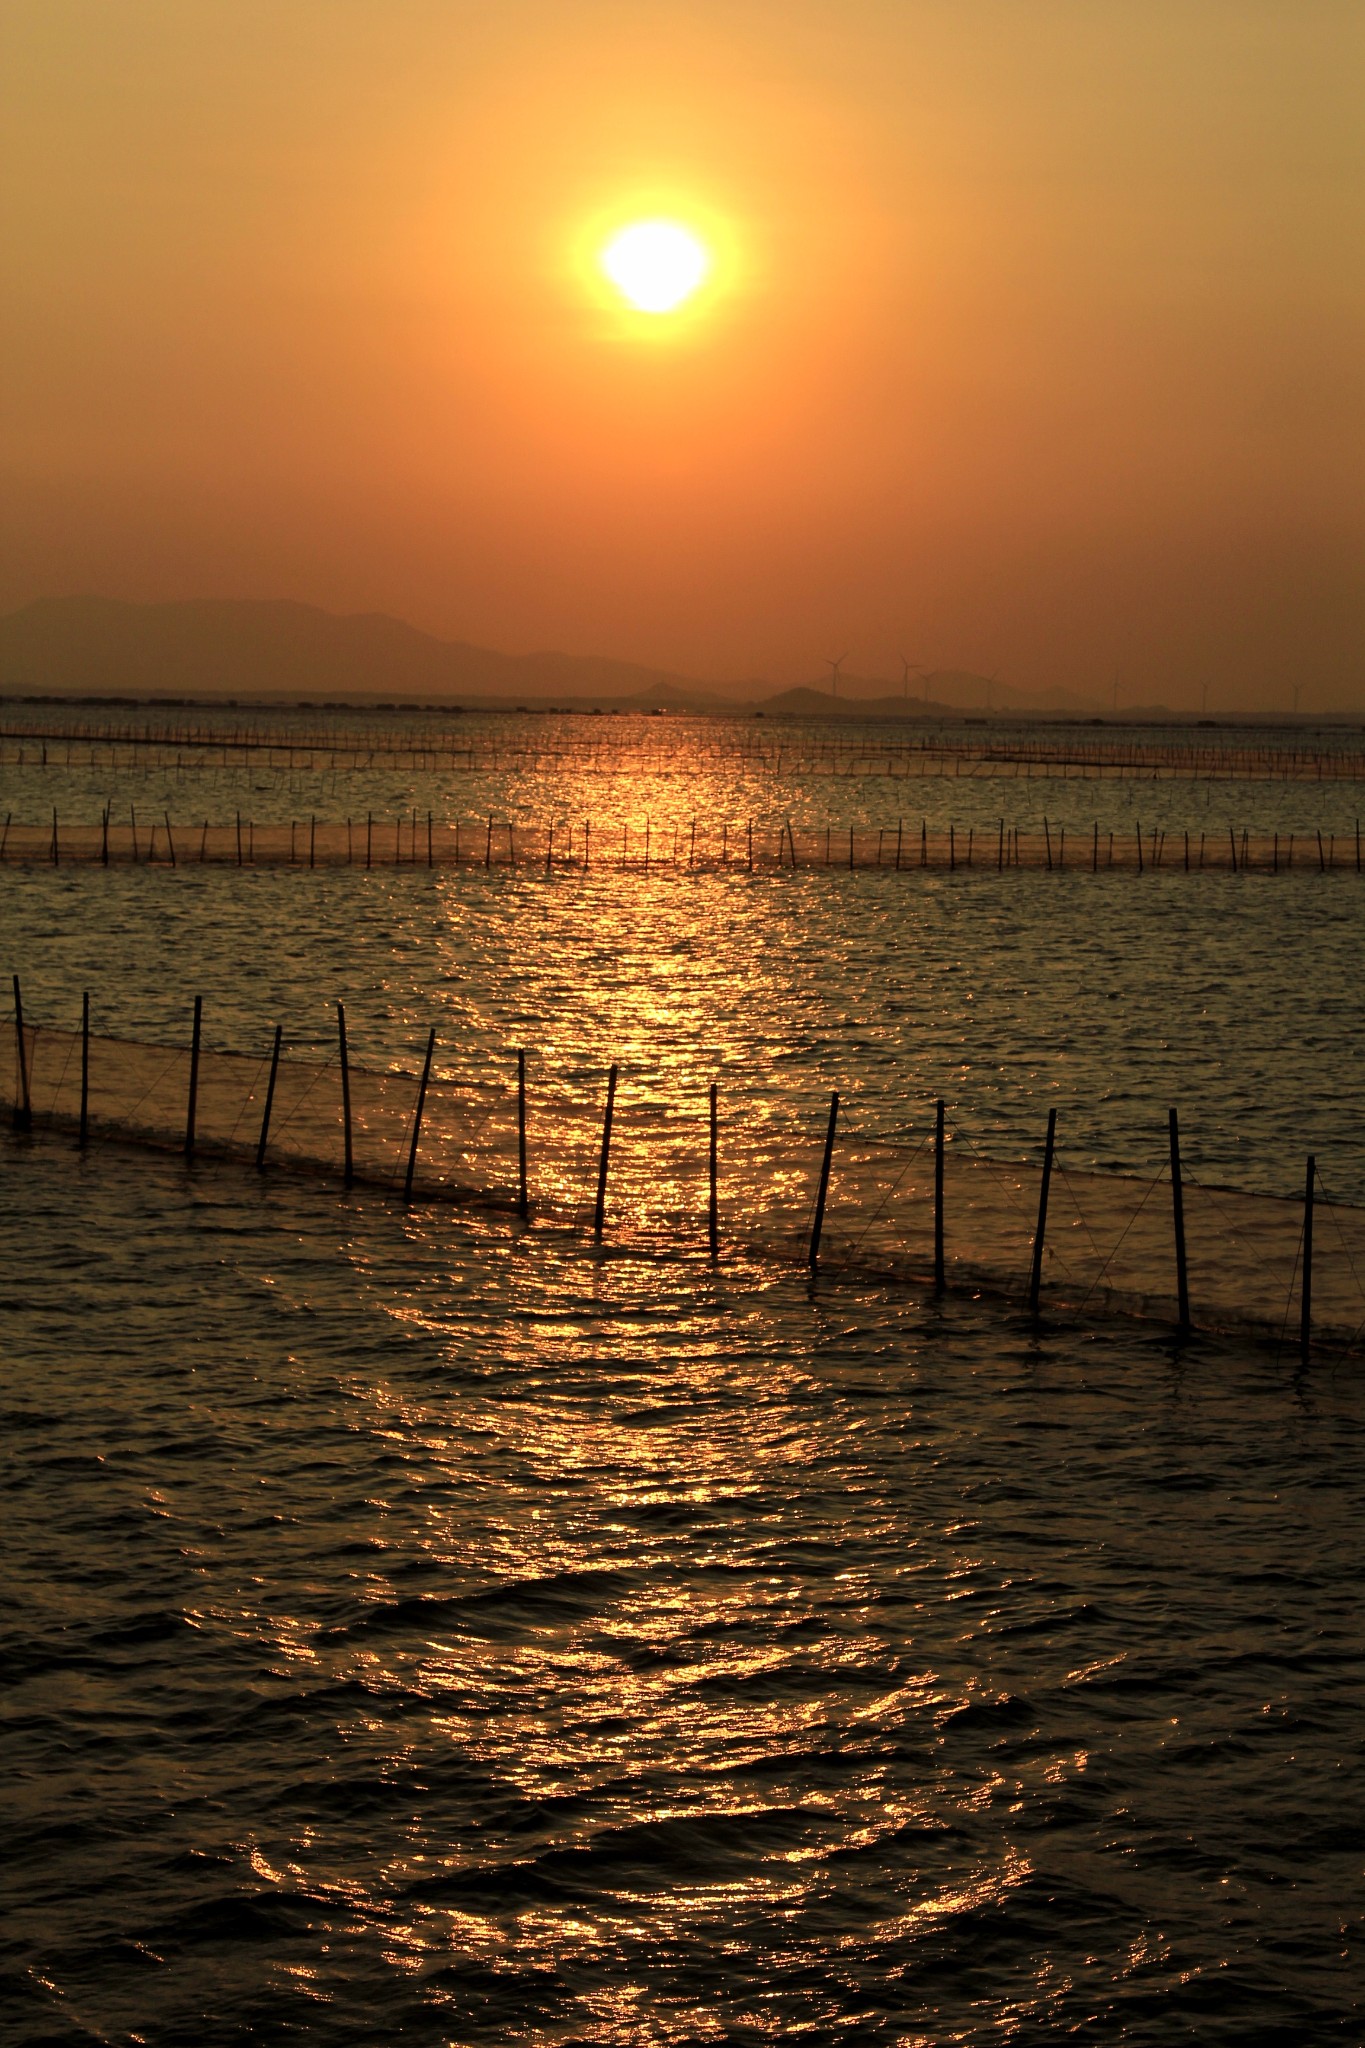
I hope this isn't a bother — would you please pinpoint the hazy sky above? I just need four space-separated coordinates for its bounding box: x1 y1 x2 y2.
3 0 1362 703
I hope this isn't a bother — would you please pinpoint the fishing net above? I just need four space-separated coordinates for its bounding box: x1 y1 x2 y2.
1 816 1361 873
6 1019 1362 1353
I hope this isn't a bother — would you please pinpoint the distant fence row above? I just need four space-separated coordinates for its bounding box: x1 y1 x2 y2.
1 812 1362 874
7 983 1362 1359
2 721 1364 783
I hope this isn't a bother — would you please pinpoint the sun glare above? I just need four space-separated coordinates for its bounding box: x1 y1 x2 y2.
599 220 711 315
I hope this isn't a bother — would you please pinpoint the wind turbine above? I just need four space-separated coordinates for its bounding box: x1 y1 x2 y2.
825 653 848 700
900 654 926 701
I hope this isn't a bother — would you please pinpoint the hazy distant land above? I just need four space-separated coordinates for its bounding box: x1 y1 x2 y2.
0 596 1109 719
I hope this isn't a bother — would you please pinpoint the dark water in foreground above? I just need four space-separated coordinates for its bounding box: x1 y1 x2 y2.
4 1139 1364 2045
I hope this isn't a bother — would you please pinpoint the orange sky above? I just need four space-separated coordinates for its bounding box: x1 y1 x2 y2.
2 0 1362 705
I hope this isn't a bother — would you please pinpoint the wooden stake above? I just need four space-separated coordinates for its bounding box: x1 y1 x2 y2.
934 1097 945 1290
1169 1107 1190 1332
809 1090 839 1273
12 974 31 1130
404 1027 436 1202
256 1023 282 1170
185 994 202 1158
708 1080 719 1257
338 1001 353 1186
517 1048 528 1220
79 991 90 1149
1300 1155 1315 1365
593 1063 618 1240
1028 1107 1057 1316
366 812 372 869
163 812 176 867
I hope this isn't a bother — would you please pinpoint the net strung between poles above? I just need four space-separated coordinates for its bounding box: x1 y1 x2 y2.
6 1017 1364 1354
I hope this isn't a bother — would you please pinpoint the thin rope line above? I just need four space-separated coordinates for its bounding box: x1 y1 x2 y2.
1073 1170 1161 1311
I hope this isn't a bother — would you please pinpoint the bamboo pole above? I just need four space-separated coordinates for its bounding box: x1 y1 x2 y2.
708 1081 719 1257
256 1024 283 1170
934 1097 945 1291
185 995 202 1158
404 1028 436 1202
517 1048 528 1220
1169 1107 1190 1332
1300 1156 1314 1366
79 991 90 1148
809 1091 839 1273
12 975 31 1130
338 1001 353 1186
1028 1108 1057 1315
593 1063 618 1240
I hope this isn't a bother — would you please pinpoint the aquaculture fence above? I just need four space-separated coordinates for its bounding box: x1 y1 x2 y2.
2 812 1363 874
8 987 1362 1359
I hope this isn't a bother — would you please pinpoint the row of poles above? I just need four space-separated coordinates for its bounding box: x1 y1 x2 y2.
12 807 1365 874
9 977 1326 1361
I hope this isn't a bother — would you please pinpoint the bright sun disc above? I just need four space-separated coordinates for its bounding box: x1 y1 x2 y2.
600 220 710 314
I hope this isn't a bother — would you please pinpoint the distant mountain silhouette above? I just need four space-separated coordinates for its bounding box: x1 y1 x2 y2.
0 597 721 706
0 595 1096 713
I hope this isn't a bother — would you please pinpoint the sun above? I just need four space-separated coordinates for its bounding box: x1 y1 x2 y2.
599 220 711 315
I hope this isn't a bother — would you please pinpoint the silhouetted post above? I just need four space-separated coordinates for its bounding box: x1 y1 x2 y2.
485 813 493 867
1092 819 1098 871
163 811 176 866
256 1023 283 1170
517 1048 528 1220
427 811 433 867
545 821 554 874
689 819 696 867
747 820 754 870
1136 821 1143 874
949 823 955 871
998 818 1005 871
236 810 242 866
404 1027 436 1202
338 1001 353 1186
11 975 31 1131
1028 1107 1057 1315
1300 1155 1315 1366
708 1081 719 1256
1229 826 1238 873
809 1090 839 1273
895 818 903 870
1169 1107 1190 1332
848 825 854 871
79 990 90 1148
1043 816 1052 871
593 1063 618 1240
366 812 373 869
50 807 59 866
934 1097 945 1290
185 994 202 1158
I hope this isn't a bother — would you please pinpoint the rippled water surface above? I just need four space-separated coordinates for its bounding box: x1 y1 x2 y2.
3 711 1364 2043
